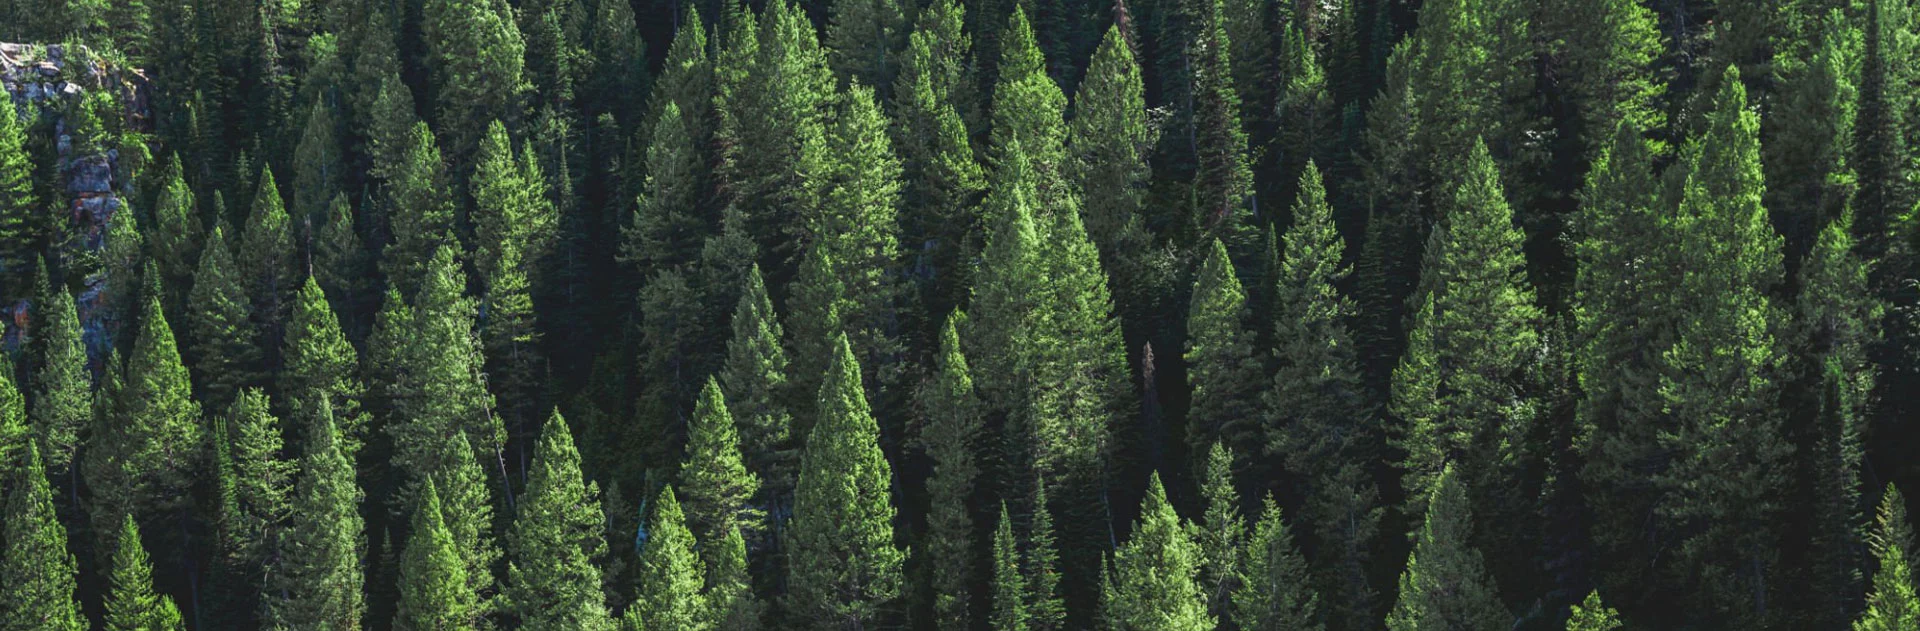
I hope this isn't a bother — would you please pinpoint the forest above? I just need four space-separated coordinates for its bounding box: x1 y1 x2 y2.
0 0 1915 629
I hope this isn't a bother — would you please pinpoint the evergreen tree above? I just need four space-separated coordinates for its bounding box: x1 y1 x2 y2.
1188 0 1257 247
721 265 798 508
893 5 986 317
1104 474 1214 630
1384 465 1508 631
1854 0 1917 271
280 278 367 456
631 486 710 631
292 99 344 229
312 194 371 326
505 411 613 631
680 378 763 546
186 225 262 411
387 246 500 513
238 167 296 364
265 401 366 631
1232 495 1321 631
1196 443 1245 615
581 0 650 129
1654 67 1791 623
393 481 480 631
0 445 82 631
707 526 763 630
992 504 1029 631
1026 477 1065 631
469 121 555 440
1565 591 1621 631
1392 139 1540 517
715 0 833 261
622 102 705 274
826 0 908 89
1067 24 1152 271
1856 485 1920 630
148 156 200 316
382 124 458 296
435 430 501 616
786 335 906 629
1768 10 1862 266
103 515 184 631
423 0 527 165
214 390 295 588
30 272 87 487
1271 26 1336 208
919 313 985 631
1185 240 1262 462
84 297 202 538
0 87 36 298
965 140 1044 415
1541 0 1665 158
988 9 1070 204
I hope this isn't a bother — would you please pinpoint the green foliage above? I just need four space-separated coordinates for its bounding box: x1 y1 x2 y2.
1857 485 1920 630
238 167 295 351
292 99 344 228
85 296 202 530
992 504 1029 631
631 486 710 631
104 516 184 631
1232 495 1321 631
622 102 705 274
280 278 367 456
1384 465 1508 631
1187 0 1256 248
1027 478 1065 631
381 124 458 296
1196 444 1246 619
919 313 985 631
679 379 763 546
423 0 527 164
721 265 797 504
1566 591 1621 631
265 400 366 630
1066 25 1153 295
989 9 1069 202
186 226 262 410
387 246 499 513
1185 241 1261 461
786 335 905 629
706 526 763 630
0 445 83 631
825 0 907 89
1542 0 1666 157
812 83 905 384
0 102 39 297
148 156 200 315
214 390 294 580
393 481 480 631
893 1 985 316
1105 474 1214 630
30 272 87 482
506 411 613 631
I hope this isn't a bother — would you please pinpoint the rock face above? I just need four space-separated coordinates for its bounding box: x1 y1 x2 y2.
0 43 151 361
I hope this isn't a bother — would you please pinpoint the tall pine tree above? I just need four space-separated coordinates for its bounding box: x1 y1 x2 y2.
505 411 613 631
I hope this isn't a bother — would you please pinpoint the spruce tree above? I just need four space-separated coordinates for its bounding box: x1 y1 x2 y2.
469 121 555 440
715 0 832 260
721 265 798 508
1232 495 1321 631
265 401 366 631
0 90 35 299
680 378 763 546
280 278 367 456
1541 0 1665 158
1188 0 1257 248
1026 476 1065 631
505 411 613 631
786 335 906 629
84 296 202 538
292 100 344 229
1768 10 1862 265
963 139 1044 416
148 156 200 316
387 246 500 514
1196 443 1246 616
1067 24 1152 275
992 504 1029 631
186 225 262 411
30 272 87 488
919 313 985 631
1185 240 1262 463
622 102 706 274
1384 465 1508 631
0 445 82 631
893 6 985 317
631 486 710 631
826 0 908 89
435 430 501 615
104 515 184 631
382 123 458 296
238 167 296 364
1392 139 1541 517
312 194 371 322
1105 474 1214 630
1854 0 1917 272
423 0 527 165
1271 26 1336 208
215 389 294 584
707 526 764 630
393 481 480 631
815 83 907 383
1565 591 1621 631
988 9 1070 204
1856 485 1920 630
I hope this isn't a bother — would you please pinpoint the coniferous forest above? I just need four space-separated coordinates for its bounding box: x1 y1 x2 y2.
3 0 1920 629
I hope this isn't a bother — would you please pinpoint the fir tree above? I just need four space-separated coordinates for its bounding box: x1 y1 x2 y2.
992 504 1029 631
0 445 83 631
238 167 296 365
280 278 367 456
1565 591 1621 631
382 123 458 296
103 515 184 631
1233 494 1322 631
815 83 907 377
387 246 500 514
988 9 1070 203
1185 240 1262 462
30 272 87 487
148 156 200 316
963 139 1045 414
622 102 706 274
186 225 262 410
505 411 613 631
1767 10 1861 266
423 0 527 165
84 297 202 538
1188 0 1257 247
707 526 763 630
1384 465 1508 631
679 378 763 546
0 84 34 298
1067 25 1152 274
265 401 366 631
1026 477 1065 631
292 99 344 229
215 389 294 584
469 122 554 440
721 265 798 508
919 313 986 631
1856 485 1920 630
893 6 986 317
1272 25 1335 204
1392 139 1541 517
582 0 650 128
435 430 502 616
632 486 710 631
1196 443 1246 615
393 481 480 631
1542 0 1665 158
312 194 370 321
786 335 906 629
826 0 908 89
1105 474 1214 630
715 0 833 261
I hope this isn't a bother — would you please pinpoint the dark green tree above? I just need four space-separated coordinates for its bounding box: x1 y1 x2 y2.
505 411 613 631
103 515 184 631
186 225 262 410
30 272 88 489
264 401 366 630
387 246 500 513
291 100 344 230
0 84 36 298
893 3 985 317
213 389 294 591
1027 477 1065 631
1541 0 1665 158
1196 443 1246 616
631 486 710 631
393 481 480 631
1384 465 1508 631
381 124 458 296
238 167 296 364
786 334 906 629
707 526 764 630
622 102 706 274
680 378 763 546
826 0 908 89
1185 240 1262 462
992 504 1029 631
1187 0 1257 248
808 83 905 398
0 445 83 631
469 121 555 440
423 0 526 165
280 278 367 456
721 265 798 508
1232 495 1321 631
1066 25 1153 300
148 156 201 315
84 297 202 543
918 313 985 631
1104 474 1213 630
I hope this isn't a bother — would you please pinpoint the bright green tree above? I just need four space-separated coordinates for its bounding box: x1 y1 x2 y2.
1188 0 1257 248
1541 0 1665 158
721 265 798 508
435 430 501 615
237 167 296 359
1565 591 1621 631
381 123 458 296
1232 495 1321 631
1384 465 1508 631
826 0 907 89
919 313 985 631
1104 474 1214 630
213 389 294 586
505 411 614 631
0 445 83 631
1856 485 1920 630
622 101 706 274
988 9 1069 203
147 156 200 315
1027 477 1065 631
30 272 88 487
706 526 763 630
0 82 35 299
1196 443 1246 615
631 486 710 631
786 334 906 629
715 0 833 258
1768 10 1861 265
813 82 906 387
680 379 763 546
393 481 480 631
1067 25 1152 273
963 140 1044 415
1185 240 1262 463
892 6 985 317
186 225 262 411
280 278 368 456
423 0 526 165
265 401 366 631
84 297 202 540
387 246 500 514
469 121 555 439
992 504 1029 631
103 515 185 631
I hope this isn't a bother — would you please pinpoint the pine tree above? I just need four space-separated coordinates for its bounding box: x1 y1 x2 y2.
382 123 458 296
632 486 710 631
1654 67 1791 623
280 278 368 456
721 265 798 508
582 0 649 128
680 378 764 546
393 481 480 631
707 526 764 630
1856 485 1920 630
1399 0 1536 189
435 430 501 615
893 5 985 317
1067 25 1152 273
1768 10 1861 266
919 313 985 631
103 515 184 631
716 0 833 261
786 335 906 629
1028 176 1129 484
30 272 87 487
826 0 908 89
388 246 500 513
1105 474 1214 630
214 389 294 585
0 89 35 298
786 241 850 438
238 167 296 366
964 139 1044 415
988 9 1070 203
84 296 202 536
1271 25 1335 205
815 84 906 384
469 122 555 440
186 225 262 411
148 156 200 316
622 102 705 274
423 0 526 165
1565 591 1621 631
1854 0 1916 270
265 400 366 631
1185 240 1262 462
1392 139 1541 517
992 504 1029 631
1026 476 1065 631
312 194 370 327
505 411 613 631
645 7 710 146
1541 0 1665 158
1196 443 1246 615
292 99 344 229
1232 495 1321 631
1384 465 1508 631
0 445 83 631
1188 0 1257 247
